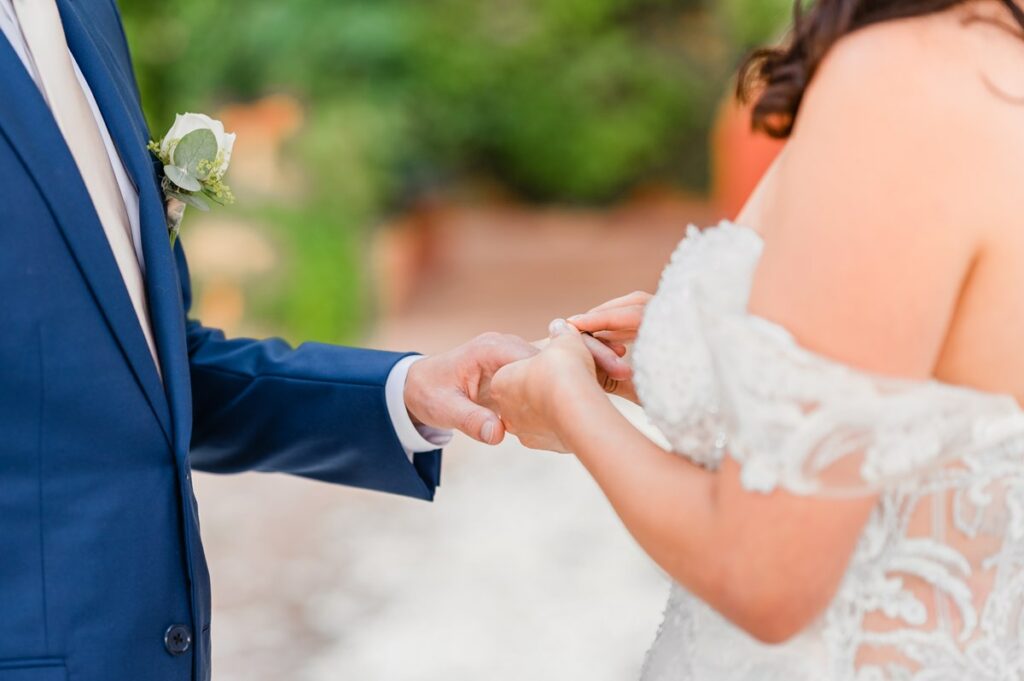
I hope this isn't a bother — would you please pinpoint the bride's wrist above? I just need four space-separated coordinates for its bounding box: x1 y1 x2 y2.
546 366 605 436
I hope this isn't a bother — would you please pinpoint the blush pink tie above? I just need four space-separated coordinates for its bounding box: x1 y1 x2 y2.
12 0 160 373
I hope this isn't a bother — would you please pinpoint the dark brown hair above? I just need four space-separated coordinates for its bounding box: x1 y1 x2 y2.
738 0 1024 137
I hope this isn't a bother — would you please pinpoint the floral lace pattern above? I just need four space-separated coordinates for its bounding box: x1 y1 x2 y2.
632 222 1024 681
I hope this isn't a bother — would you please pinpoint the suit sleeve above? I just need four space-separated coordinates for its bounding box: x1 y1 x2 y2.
175 242 441 501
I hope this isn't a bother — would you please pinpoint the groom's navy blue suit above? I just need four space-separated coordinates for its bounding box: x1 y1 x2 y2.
0 1 442 680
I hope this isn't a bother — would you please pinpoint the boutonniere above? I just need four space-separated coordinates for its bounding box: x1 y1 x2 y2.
147 113 237 245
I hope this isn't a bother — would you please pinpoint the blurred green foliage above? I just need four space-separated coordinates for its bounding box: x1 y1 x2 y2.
716 0 794 56
123 0 791 202
119 0 789 341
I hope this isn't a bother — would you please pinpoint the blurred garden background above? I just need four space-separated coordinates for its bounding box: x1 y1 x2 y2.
116 0 791 678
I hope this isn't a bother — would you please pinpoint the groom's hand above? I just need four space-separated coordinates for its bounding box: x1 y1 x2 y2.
404 333 539 445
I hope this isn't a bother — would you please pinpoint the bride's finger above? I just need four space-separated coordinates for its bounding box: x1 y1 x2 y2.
600 338 628 356
593 330 637 345
581 331 627 356
581 332 631 381
568 304 647 334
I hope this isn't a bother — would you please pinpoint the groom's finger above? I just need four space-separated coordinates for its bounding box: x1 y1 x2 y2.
472 333 539 373
445 392 505 444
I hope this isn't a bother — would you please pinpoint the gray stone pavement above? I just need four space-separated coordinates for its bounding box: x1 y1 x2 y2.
194 200 716 680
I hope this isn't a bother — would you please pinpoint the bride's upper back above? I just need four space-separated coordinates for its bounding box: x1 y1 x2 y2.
737 0 1024 406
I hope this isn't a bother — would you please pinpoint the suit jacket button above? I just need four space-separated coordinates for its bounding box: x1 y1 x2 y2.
164 624 193 655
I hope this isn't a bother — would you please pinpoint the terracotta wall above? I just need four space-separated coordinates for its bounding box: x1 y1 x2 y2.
710 96 785 219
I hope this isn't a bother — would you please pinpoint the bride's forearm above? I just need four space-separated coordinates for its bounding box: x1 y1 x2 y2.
552 384 872 643
555 387 726 599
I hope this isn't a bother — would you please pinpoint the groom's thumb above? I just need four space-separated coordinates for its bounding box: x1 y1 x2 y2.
451 397 505 445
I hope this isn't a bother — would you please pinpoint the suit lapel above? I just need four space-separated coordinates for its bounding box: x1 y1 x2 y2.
0 11 172 445
58 0 193 454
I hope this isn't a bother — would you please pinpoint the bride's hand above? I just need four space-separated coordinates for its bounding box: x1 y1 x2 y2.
534 329 632 399
566 290 653 403
492 320 603 453
568 290 652 345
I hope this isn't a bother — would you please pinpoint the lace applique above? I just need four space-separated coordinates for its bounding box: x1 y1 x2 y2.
634 222 1024 681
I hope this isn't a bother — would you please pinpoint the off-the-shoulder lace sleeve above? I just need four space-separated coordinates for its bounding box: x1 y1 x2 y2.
633 222 1024 498
707 310 1024 496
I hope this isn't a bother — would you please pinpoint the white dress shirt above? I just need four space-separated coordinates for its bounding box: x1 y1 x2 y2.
0 1 449 458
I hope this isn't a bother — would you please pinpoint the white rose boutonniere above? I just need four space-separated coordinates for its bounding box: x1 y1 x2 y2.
148 112 237 244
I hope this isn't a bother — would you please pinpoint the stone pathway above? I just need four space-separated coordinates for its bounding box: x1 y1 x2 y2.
194 198 718 680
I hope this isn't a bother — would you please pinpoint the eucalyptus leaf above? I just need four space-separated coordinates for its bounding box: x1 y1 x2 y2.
168 190 210 212
172 128 218 178
164 164 202 192
201 188 229 207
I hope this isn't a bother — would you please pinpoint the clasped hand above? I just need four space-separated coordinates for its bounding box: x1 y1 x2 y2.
402 291 650 450
489 291 652 452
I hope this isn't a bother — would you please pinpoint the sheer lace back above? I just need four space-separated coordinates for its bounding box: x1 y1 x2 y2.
632 222 1024 680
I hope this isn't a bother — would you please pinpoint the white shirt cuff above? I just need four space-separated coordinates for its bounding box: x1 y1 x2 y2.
385 355 454 461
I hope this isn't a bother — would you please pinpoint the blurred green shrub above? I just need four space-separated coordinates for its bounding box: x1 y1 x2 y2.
118 0 789 341
120 0 790 204
715 0 793 59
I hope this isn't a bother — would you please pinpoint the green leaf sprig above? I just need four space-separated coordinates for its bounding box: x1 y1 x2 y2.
148 128 236 213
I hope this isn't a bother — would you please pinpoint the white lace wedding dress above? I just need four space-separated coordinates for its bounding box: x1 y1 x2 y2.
631 222 1024 681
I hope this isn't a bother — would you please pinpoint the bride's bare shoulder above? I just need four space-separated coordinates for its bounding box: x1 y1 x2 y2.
782 2 1024 235
799 1 1024 132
